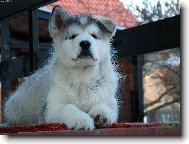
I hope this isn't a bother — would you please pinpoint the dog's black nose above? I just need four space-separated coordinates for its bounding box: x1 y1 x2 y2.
80 40 91 50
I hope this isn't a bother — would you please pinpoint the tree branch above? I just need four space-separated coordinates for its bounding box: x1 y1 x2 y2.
144 98 180 115
144 85 177 109
164 65 180 76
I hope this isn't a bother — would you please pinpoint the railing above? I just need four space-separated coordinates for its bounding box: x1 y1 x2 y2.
146 110 180 124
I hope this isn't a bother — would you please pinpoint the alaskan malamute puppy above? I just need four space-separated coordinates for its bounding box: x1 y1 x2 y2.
4 6 119 130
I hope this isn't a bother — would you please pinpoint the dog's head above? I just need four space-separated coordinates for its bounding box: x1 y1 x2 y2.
49 6 116 68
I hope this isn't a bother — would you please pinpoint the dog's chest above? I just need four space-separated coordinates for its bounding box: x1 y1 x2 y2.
71 79 104 110
73 84 99 111
53 75 105 112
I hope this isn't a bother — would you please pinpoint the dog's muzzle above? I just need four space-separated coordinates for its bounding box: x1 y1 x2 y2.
72 40 97 64
80 40 91 50
78 40 93 58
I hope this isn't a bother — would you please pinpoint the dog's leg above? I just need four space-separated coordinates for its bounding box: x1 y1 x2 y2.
88 103 118 127
45 104 95 130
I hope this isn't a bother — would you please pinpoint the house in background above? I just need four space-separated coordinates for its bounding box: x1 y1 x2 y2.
43 0 138 28
0 0 142 122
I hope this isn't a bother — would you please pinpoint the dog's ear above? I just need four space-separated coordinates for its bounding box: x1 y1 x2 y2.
49 6 70 38
94 16 116 36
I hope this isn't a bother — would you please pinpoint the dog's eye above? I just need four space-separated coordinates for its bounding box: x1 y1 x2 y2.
91 33 98 39
67 34 78 40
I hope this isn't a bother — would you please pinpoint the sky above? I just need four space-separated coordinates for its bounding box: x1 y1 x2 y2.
119 0 178 12
120 0 158 6
119 0 180 23
120 0 170 6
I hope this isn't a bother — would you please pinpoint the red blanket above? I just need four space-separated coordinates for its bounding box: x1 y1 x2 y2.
0 123 161 133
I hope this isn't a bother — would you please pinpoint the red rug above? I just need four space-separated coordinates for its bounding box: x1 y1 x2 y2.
0 123 161 133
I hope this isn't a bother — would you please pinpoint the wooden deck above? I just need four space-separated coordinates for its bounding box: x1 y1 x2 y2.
1 126 181 136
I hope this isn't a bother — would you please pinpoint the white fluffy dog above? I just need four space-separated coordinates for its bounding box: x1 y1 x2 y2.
4 6 120 130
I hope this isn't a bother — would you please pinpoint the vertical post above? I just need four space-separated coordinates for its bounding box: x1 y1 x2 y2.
136 55 144 122
132 55 144 122
28 9 39 72
0 19 10 123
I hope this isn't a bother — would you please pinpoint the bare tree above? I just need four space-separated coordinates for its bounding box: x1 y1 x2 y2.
125 0 180 115
125 0 180 24
143 49 180 114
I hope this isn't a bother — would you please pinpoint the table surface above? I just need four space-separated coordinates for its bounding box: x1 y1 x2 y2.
1 126 181 136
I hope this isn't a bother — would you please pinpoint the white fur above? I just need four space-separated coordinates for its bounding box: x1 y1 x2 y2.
4 9 119 130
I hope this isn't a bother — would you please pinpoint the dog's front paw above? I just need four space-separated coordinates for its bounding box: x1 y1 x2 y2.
93 113 109 127
89 105 117 127
66 112 95 130
89 110 110 127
